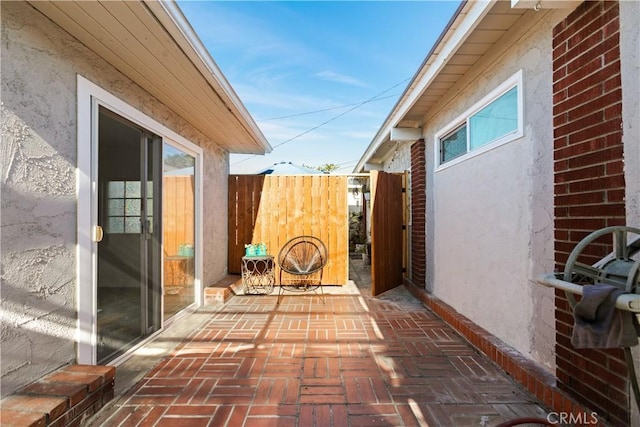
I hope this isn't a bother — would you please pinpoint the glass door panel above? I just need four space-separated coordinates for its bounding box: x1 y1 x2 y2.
96 108 161 363
145 135 163 333
163 144 196 320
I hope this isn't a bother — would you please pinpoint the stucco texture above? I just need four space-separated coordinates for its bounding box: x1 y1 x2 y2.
427 10 564 372
620 1 640 422
379 9 569 371
1 1 228 396
620 0 640 225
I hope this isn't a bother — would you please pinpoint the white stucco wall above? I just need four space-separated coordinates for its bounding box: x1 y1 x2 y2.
425 9 566 372
388 9 571 372
620 0 640 422
1 1 229 396
621 0 640 226
382 143 412 173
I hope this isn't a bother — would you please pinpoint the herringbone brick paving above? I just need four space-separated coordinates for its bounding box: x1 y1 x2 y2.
93 261 549 426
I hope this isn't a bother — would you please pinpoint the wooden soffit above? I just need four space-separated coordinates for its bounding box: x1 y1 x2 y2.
28 0 271 155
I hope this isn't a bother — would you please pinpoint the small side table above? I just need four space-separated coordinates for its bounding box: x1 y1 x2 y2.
241 255 275 295
165 255 194 294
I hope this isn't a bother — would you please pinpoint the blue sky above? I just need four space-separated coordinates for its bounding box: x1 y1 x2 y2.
177 1 462 174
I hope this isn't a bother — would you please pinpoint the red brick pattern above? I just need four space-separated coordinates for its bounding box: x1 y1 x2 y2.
553 1 628 425
94 292 549 426
204 275 242 305
405 283 598 425
409 140 427 288
0 364 115 427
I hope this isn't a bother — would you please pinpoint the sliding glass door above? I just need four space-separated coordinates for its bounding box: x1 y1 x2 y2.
96 108 162 364
162 145 196 320
77 78 205 365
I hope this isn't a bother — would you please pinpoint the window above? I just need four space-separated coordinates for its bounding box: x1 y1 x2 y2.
440 125 467 163
436 71 522 167
106 181 153 233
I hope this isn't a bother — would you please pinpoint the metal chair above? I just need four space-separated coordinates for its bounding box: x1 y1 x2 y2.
277 236 328 303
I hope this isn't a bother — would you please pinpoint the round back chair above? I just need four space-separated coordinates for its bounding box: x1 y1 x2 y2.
277 236 328 303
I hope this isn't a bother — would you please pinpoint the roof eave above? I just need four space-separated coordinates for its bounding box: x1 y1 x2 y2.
354 0 494 172
355 0 582 173
151 0 272 154
28 0 271 155
354 0 497 172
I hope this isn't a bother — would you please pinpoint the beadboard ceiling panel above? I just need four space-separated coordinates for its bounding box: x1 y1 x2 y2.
29 0 270 155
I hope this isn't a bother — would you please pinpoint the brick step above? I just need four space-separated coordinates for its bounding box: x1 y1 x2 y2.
203 274 242 305
0 364 115 427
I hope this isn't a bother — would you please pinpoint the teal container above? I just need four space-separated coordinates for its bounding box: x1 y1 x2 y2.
256 243 267 256
245 244 257 256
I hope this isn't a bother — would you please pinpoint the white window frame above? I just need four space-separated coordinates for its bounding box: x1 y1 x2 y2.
435 70 524 171
76 75 204 364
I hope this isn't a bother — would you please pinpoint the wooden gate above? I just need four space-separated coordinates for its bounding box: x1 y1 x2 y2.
370 171 406 296
228 175 349 285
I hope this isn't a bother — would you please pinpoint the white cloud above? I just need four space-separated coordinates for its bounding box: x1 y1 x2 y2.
234 83 340 112
181 2 324 70
341 130 378 139
314 70 369 88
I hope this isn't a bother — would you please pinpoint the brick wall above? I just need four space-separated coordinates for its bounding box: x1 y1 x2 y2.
0 364 115 426
553 1 628 425
409 140 426 288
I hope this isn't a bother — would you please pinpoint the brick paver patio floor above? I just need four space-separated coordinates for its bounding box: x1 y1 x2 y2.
92 262 549 427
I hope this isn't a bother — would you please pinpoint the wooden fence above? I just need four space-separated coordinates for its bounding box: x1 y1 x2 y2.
163 175 195 287
228 175 349 285
370 171 405 296
163 175 195 255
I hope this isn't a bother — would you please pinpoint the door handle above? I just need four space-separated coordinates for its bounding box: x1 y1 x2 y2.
144 219 152 239
95 225 104 242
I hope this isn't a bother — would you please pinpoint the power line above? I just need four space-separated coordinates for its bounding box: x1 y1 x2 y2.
232 78 410 166
334 160 358 172
256 93 400 122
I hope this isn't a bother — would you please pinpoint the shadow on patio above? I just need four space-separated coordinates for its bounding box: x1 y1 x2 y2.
89 258 549 426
